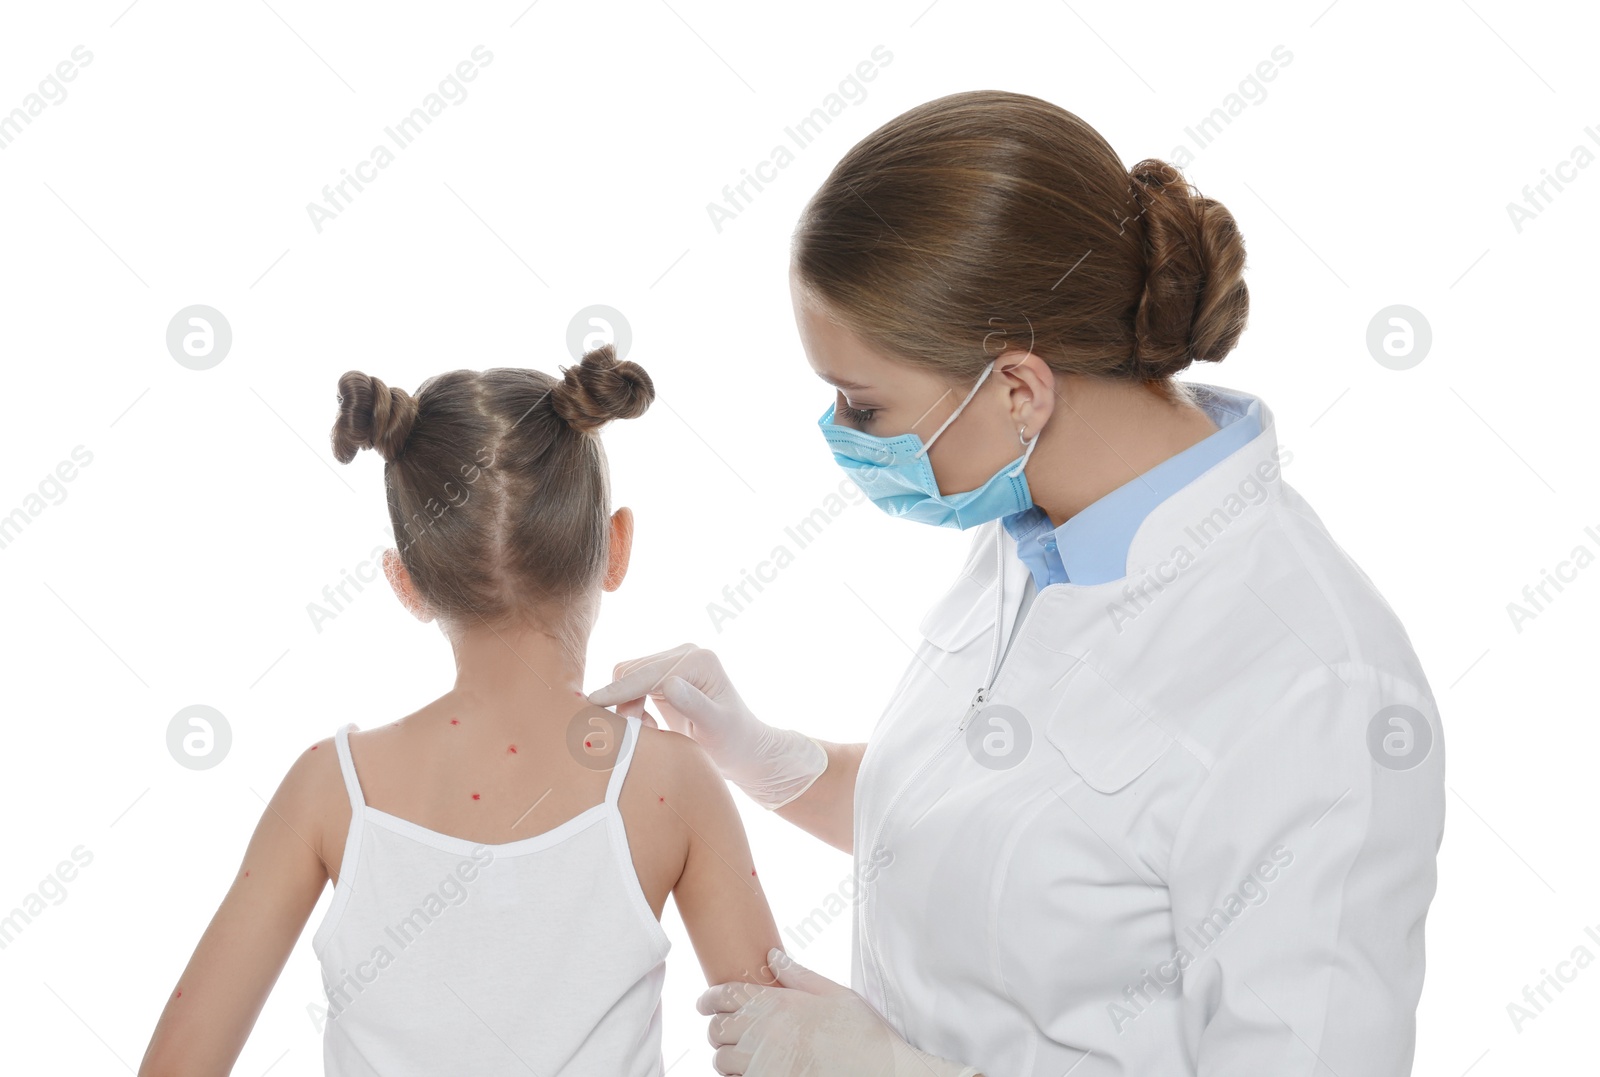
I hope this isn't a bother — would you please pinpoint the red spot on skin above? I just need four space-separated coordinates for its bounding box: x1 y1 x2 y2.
585 740 592 748
471 793 481 800
751 869 757 876
573 690 583 696
507 745 518 754
244 871 250 877
658 796 664 802
174 989 182 999
450 718 460 726
311 745 318 750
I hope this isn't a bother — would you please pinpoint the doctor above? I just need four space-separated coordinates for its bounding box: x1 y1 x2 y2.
589 90 1445 1076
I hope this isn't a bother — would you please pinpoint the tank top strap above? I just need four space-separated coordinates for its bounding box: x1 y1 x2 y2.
603 713 642 806
331 722 367 810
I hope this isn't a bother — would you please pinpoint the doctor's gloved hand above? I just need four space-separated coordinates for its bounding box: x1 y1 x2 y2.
585 644 828 810
699 949 983 1077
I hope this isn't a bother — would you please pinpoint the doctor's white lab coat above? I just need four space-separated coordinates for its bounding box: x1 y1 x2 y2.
850 391 1445 1077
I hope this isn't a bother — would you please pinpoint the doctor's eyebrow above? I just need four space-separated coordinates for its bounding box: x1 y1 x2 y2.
819 374 873 391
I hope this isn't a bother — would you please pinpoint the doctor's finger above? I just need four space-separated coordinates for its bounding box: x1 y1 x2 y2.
607 695 648 720
697 980 770 1016
600 652 705 706
608 643 698 685
711 1042 751 1076
589 647 699 706
707 1006 759 1047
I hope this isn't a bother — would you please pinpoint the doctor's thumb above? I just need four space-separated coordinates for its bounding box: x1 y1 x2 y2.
766 948 833 994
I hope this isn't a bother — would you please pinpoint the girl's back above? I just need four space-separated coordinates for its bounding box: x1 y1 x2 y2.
316 710 669 1074
137 347 782 1076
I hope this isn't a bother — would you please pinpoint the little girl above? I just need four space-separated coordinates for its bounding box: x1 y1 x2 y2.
139 345 781 1075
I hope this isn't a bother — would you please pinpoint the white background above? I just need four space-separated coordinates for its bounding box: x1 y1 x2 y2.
0 0 1595 1074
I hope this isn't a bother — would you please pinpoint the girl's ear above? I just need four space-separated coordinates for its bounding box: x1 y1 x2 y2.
603 507 633 592
382 548 435 622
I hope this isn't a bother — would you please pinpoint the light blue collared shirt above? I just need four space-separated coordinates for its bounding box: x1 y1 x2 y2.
1001 386 1262 588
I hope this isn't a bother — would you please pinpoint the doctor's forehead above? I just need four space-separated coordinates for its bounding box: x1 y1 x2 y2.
793 296 892 391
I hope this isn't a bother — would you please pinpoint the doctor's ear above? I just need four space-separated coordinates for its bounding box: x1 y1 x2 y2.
996 350 1057 437
382 547 436 623
603 506 634 592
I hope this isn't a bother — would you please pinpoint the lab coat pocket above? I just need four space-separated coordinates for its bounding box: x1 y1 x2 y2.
1042 659 1174 794
917 569 995 652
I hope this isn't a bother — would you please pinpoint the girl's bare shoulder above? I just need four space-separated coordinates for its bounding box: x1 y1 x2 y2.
628 723 723 799
270 731 351 878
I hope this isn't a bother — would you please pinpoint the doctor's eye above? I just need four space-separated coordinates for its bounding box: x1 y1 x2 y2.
837 404 877 425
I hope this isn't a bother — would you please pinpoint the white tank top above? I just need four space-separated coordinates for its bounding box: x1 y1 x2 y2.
311 712 671 1076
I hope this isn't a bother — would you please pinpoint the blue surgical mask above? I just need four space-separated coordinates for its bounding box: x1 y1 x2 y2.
817 359 1041 529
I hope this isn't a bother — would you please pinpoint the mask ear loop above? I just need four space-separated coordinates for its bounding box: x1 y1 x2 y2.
912 360 997 460
1008 426 1042 478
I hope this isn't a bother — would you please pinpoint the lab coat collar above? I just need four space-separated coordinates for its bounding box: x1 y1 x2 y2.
1006 384 1284 587
921 386 1286 651
1116 383 1284 587
1002 387 1263 586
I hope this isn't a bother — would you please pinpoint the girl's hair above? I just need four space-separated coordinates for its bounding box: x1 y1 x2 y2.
791 90 1249 396
329 343 654 640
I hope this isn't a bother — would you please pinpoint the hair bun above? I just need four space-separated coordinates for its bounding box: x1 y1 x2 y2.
551 343 655 433
1127 158 1249 379
331 371 418 464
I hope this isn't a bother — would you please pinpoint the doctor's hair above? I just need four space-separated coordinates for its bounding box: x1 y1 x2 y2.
791 90 1249 395
328 343 654 643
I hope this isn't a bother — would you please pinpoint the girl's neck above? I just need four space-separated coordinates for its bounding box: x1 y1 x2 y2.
441 622 591 729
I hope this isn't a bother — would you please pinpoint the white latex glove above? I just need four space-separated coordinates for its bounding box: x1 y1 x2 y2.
585 644 828 810
699 948 983 1077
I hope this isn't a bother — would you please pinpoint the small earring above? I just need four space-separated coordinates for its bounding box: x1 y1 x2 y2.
1007 423 1042 478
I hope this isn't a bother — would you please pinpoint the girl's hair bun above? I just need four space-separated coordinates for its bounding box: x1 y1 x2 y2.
331 371 419 464
1127 157 1249 379
550 343 656 433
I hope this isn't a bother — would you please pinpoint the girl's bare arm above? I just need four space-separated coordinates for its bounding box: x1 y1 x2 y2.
138 742 336 1077
649 730 783 989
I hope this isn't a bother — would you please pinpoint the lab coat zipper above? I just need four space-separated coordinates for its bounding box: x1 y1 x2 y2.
959 686 990 729
960 527 1039 729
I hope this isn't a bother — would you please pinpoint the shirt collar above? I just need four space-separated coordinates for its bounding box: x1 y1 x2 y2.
1002 385 1263 587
